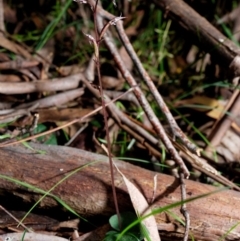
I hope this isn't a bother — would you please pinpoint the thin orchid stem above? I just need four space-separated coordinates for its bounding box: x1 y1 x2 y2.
91 0 121 229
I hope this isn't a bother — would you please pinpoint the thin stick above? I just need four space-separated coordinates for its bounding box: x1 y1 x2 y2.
115 21 198 155
0 0 5 35
95 12 190 178
179 173 190 241
0 205 32 232
89 1 199 155
0 85 135 148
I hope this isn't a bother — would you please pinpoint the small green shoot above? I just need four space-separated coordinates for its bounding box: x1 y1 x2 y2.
34 124 58 145
104 212 145 241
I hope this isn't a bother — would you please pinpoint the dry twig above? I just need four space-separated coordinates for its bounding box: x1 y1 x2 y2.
93 9 190 178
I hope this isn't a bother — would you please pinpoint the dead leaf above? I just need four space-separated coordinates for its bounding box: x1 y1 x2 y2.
177 95 225 119
38 108 93 123
115 164 161 241
101 75 125 90
177 95 240 132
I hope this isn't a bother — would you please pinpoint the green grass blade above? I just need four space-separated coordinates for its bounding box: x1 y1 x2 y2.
218 221 240 241
117 188 226 240
21 230 27 241
35 0 72 50
0 159 100 225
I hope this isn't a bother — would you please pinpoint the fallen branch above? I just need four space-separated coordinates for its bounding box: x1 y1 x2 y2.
152 0 240 77
0 73 84 94
0 143 239 240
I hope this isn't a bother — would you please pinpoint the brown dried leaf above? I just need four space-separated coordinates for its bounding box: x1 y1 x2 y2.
101 75 124 90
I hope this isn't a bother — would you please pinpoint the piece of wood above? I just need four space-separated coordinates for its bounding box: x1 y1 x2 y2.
152 0 240 77
0 143 239 240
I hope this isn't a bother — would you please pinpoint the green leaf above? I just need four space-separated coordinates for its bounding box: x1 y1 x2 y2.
109 212 143 240
109 212 139 231
104 232 140 241
0 134 11 139
34 124 57 145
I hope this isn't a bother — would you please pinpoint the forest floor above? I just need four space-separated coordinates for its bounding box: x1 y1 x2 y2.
0 0 240 240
